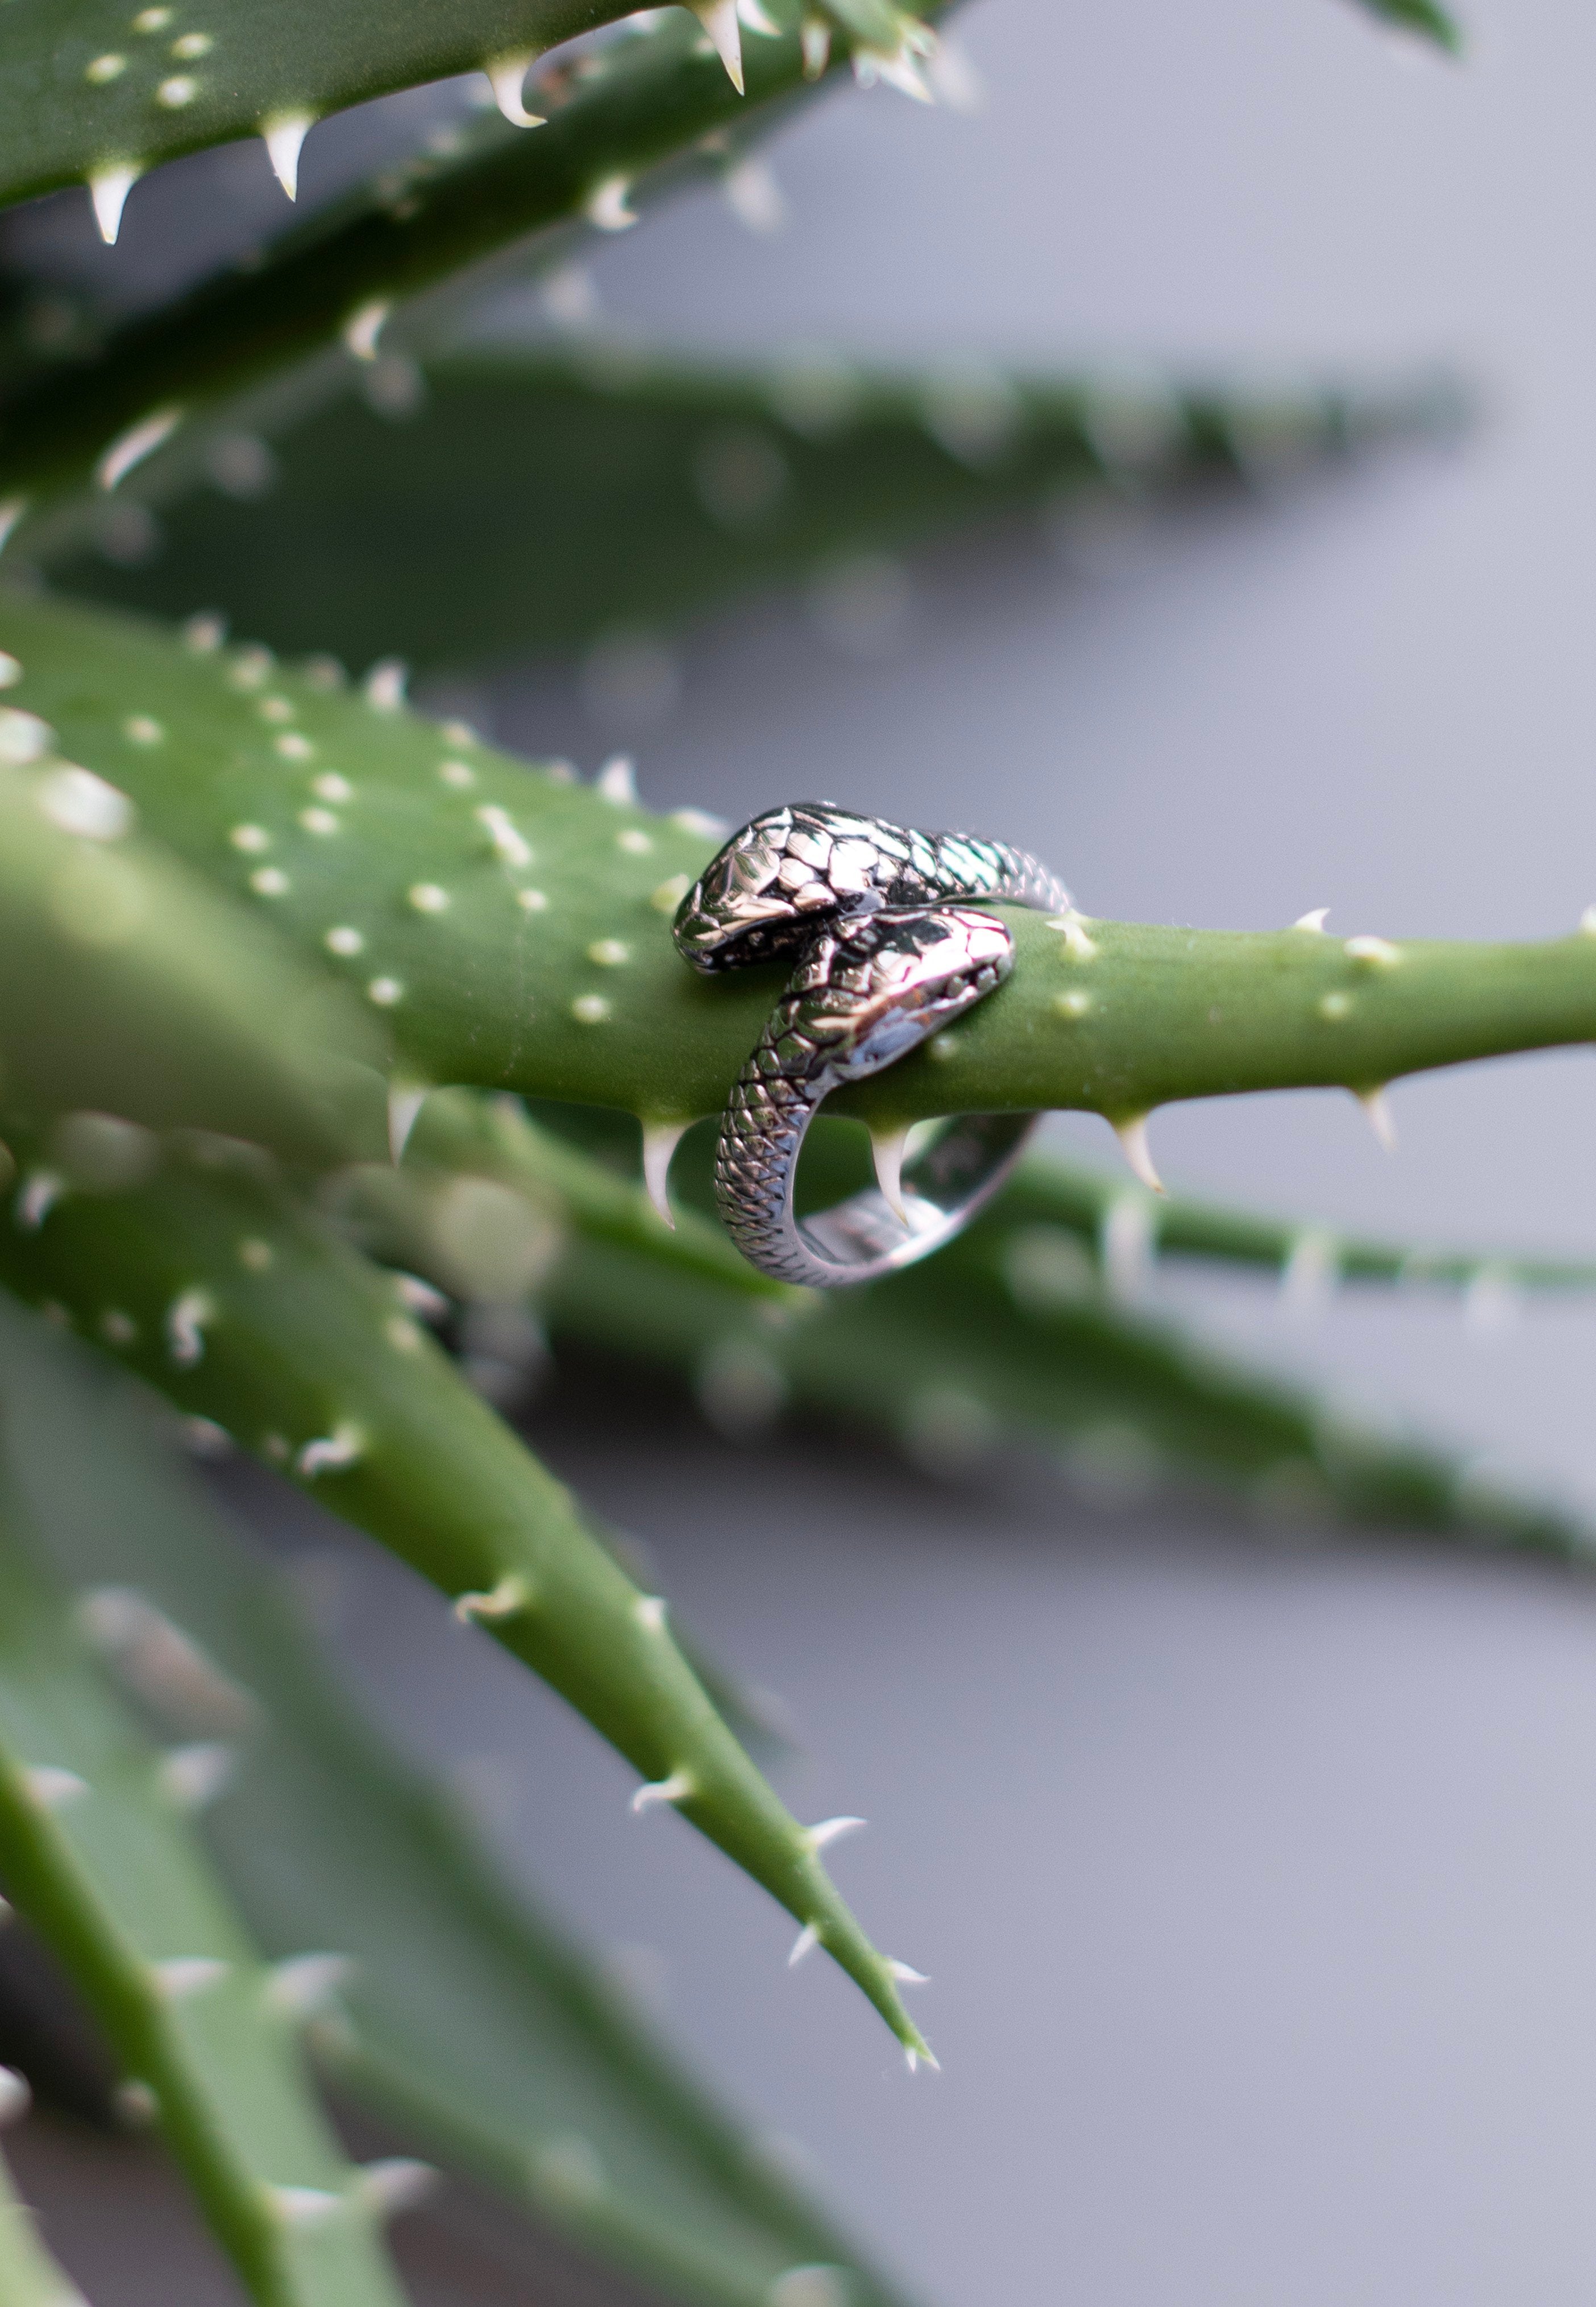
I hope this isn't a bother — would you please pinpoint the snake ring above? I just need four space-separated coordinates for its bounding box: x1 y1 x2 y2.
672 803 1070 1288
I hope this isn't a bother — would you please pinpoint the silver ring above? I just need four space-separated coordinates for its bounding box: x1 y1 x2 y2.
673 803 1070 1288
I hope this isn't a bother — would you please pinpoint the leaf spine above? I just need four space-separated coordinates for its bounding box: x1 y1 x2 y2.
641 1119 691 1229
486 53 546 126
261 113 313 199
688 0 745 91
1112 1115 1164 1195
630 1768 693 1813
96 405 182 491
89 163 141 244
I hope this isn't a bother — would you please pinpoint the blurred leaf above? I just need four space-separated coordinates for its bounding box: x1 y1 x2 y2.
0 1 671 215
0 750 386 1166
0 1301 916 2307
0 2134 88 2306
0 1123 929 2060
43 346 1461 671
1349 0 1461 52
0 1469 406 2306
0 7 907 546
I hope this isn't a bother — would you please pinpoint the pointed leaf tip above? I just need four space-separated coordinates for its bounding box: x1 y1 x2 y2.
689 0 745 93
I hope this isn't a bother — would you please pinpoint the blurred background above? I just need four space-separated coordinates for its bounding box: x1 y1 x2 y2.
22 0 1596 2297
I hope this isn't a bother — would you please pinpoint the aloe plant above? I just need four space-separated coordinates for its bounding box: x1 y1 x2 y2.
0 0 1578 2297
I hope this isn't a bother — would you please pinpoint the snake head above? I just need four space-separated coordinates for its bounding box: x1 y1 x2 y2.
672 803 910 972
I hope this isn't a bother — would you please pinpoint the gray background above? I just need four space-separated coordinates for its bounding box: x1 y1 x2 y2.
29 1 1596 2300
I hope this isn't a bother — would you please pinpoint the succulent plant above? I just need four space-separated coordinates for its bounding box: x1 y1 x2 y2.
0 0 1582 2298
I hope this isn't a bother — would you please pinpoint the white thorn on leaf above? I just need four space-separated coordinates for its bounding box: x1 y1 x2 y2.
888 1960 930 1985
904 2042 941 2073
262 112 312 198
800 13 830 76
22 1766 88 1810
158 1741 235 1813
1292 907 1330 932
1280 1229 1340 1320
1579 904 1596 938
787 1922 819 1968
269 2187 342 2230
1358 1087 1397 1152
689 0 744 91
38 764 132 841
738 0 781 30
0 2067 30 2128
152 1956 230 2002
634 1594 668 1633
722 155 786 234
343 300 390 362
855 41 934 102
870 1125 913 1225
453 1574 531 1624
585 174 637 232
1345 934 1401 966
1112 1115 1165 1195
0 499 27 555
96 404 181 490
359 2159 438 2220
1464 1263 1520 1335
296 1423 364 1478
266 1951 356 2017
363 656 407 709
17 1170 65 1231
165 1288 212 1367
388 1083 429 1163
671 805 729 838
89 163 141 244
925 30 984 111
596 753 637 803
630 1768 693 1814
487 52 546 126
805 1815 866 1852
475 803 533 867
642 1119 691 1230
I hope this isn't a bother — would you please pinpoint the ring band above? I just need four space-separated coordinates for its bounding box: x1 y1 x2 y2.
674 805 1069 1289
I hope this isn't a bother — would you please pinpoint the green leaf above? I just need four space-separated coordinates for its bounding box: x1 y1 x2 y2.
322 1095 1589 1551
0 2136 86 2307
0 1480 408 2307
45 345 1461 673
958 1148 1596 1304
0 1306 919 2307
0 743 386 1165
545 1221 1580 1548
0 2 703 217
5 593 1596 1164
1347 0 1461 53
0 1125 930 2063
0 5 906 544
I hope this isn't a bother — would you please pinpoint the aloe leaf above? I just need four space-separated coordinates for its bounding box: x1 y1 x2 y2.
0 1307 916 2307
960 1149 1596 1304
0 3 690 219
45 344 1461 672
6 593 1596 1169
0 746 385 1166
0 1128 929 2063
323 1097 1585 1552
0 6 903 542
538 1211 1583 1556
1349 0 1461 51
0 1483 408 2305
0 2133 87 2307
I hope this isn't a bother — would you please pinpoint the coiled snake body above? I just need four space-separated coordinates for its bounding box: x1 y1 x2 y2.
673 803 1070 1288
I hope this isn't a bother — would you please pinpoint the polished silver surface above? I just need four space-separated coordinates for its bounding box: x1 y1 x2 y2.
674 804 1070 1287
